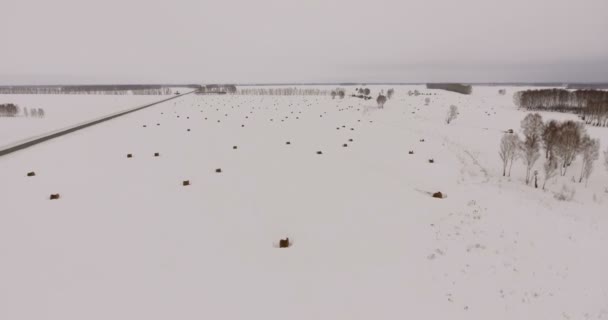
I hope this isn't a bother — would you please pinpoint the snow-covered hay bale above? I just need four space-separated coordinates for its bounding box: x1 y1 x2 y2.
279 237 291 248
432 192 446 199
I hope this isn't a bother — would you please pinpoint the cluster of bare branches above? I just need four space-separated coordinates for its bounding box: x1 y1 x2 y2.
235 87 331 96
500 113 603 188
514 89 608 126
330 88 346 99
0 103 19 117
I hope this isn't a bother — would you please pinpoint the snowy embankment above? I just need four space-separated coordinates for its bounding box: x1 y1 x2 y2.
0 86 606 320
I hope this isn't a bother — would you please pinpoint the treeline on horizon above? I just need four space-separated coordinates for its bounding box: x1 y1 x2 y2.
426 83 473 95
514 89 608 127
0 84 200 95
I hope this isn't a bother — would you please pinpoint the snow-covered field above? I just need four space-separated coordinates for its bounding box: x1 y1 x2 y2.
0 94 176 148
0 86 607 320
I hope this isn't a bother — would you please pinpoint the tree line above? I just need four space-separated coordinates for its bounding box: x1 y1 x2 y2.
234 87 332 96
426 83 472 95
514 89 608 126
0 104 45 118
0 85 176 95
499 113 605 190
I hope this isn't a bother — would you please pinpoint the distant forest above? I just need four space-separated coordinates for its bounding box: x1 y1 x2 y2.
514 89 608 127
0 85 201 95
426 83 472 95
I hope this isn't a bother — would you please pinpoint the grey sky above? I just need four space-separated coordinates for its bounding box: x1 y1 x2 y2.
1 0 607 84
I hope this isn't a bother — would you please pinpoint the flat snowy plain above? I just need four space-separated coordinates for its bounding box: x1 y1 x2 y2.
0 86 606 320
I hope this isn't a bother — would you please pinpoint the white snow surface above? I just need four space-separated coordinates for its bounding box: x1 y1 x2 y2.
0 86 607 320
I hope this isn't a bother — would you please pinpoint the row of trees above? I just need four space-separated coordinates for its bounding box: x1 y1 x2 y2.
234 87 330 96
199 85 237 94
426 83 472 95
0 104 45 118
514 89 608 126
499 113 604 188
0 86 177 95
26 108 46 118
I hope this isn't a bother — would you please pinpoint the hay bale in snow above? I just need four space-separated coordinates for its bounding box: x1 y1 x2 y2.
27 172 36 177
49 194 60 200
127 154 133 158
182 180 190 186
432 192 446 199
215 168 222 173
154 152 159 157
279 237 290 248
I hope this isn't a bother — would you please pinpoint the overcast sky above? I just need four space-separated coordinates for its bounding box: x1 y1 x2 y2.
1 0 607 84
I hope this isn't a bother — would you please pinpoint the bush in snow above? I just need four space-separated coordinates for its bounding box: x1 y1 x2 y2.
387 89 394 99
498 89 506 95
554 184 575 201
377 94 387 108
604 147 608 171
445 105 458 124
424 97 430 106
542 156 559 190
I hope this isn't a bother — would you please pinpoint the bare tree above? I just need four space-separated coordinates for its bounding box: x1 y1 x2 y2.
520 113 544 184
499 133 520 177
338 90 345 99
578 136 600 185
542 156 559 190
37 108 45 118
387 89 394 99
445 105 458 124
554 120 585 176
377 94 387 108
542 119 560 159
331 91 337 99
425 97 430 106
